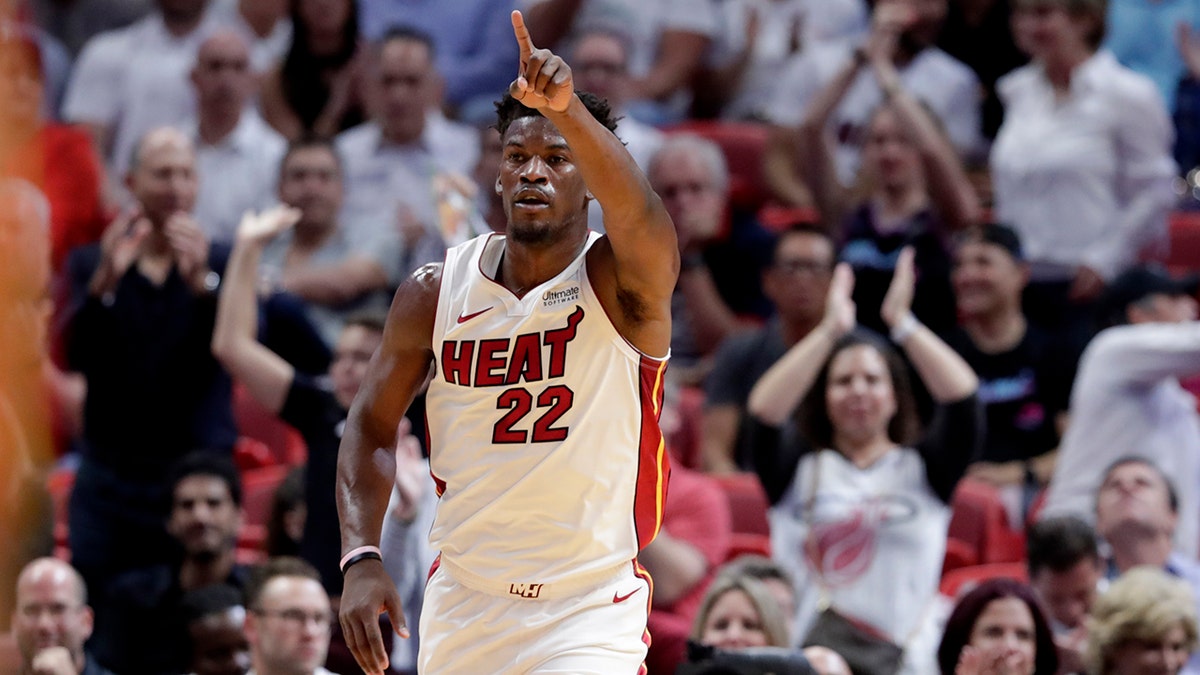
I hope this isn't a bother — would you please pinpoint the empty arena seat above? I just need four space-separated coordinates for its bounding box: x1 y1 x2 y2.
240 464 291 528
712 472 771 537
232 383 308 466
947 478 1026 566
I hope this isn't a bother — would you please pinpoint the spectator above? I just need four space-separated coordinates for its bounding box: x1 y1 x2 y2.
11 557 114 675
336 27 479 275
990 0 1177 338
0 8 73 122
259 0 364 140
1092 457 1200 674
1026 516 1103 673
1041 265 1200 556
698 0 868 121
1104 0 1200 113
264 466 305 558
748 250 981 675
642 462 734 674
0 26 107 273
1088 566 1199 675
207 0 291 75
716 555 801 643
64 127 235 604
793 13 981 336
211 204 359 588
470 125 506 234
28 0 152 57
91 453 249 675
188 29 287 245
569 27 664 232
937 0 1029 140
946 224 1078 499
355 0 517 122
936 578 1059 675
647 134 775 384
702 224 835 474
180 583 251 675
519 0 719 125
764 0 983 207
258 136 401 347
243 557 337 675
62 0 220 178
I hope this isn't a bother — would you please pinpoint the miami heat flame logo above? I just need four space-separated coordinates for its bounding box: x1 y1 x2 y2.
803 496 918 587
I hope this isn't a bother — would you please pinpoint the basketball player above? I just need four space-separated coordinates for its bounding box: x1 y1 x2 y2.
335 10 679 675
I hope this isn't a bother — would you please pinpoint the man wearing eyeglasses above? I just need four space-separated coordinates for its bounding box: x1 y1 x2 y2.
244 557 338 675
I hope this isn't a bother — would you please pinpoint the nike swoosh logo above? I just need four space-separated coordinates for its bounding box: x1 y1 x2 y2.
456 307 494 324
612 588 639 604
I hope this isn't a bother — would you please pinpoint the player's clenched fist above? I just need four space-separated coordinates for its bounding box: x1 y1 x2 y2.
509 10 574 113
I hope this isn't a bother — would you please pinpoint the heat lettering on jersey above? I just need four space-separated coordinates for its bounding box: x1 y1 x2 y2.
440 306 584 387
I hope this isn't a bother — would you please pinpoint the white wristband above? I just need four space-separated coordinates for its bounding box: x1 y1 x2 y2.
889 312 920 345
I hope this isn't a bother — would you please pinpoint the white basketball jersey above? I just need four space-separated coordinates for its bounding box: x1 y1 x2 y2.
425 231 670 588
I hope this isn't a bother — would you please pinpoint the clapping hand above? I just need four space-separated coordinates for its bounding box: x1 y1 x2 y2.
955 644 1033 675
510 10 574 113
822 262 857 338
881 246 916 329
235 205 303 246
165 212 211 292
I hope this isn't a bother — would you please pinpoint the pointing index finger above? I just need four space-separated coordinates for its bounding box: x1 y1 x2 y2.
511 10 534 59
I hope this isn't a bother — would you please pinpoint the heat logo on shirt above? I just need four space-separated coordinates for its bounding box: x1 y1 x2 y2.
441 306 583 388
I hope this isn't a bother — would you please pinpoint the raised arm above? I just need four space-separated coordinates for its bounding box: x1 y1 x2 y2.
510 10 679 354
869 57 981 231
211 207 303 414
794 52 864 230
336 265 440 675
747 263 856 426
881 247 978 402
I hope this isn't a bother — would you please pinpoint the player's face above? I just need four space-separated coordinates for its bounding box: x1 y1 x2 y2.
825 344 898 445
329 324 383 409
1031 557 1099 630
278 146 343 230
249 577 332 674
500 116 589 245
13 566 92 664
371 38 434 145
966 597 1038 675
168 475 242 557
952 241 1026 319
1095 462 1177 541
701 589 770 650
189 608 251 675
129 136 199 226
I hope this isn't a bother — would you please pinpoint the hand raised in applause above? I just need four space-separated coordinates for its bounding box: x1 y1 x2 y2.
89 208 151 298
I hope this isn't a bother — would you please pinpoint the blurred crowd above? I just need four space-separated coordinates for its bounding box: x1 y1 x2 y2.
2 0 1200 673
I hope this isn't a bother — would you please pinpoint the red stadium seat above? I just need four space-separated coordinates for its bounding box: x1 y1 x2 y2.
45 467 75 560
726 532 772 562
947 478 1026 567
232 383 307 466
240 464 291 528
1165 212 1200 279
236 524 269 565
940 562 1029 600
665 120 772 211
712 472 771 536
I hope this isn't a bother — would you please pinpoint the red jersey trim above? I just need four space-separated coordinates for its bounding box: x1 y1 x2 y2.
633 356 670 549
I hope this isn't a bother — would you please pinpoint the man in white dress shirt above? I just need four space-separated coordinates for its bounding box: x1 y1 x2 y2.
188 29 286 244
336 27 479 275
62 0 220 178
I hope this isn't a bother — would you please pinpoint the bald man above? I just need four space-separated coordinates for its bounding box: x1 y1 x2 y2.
12 558 113 675
64 126 235 612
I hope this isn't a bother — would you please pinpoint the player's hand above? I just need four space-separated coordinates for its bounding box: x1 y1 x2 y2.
881 246 916 328
236 205 302 247
821 262 857 338
510 10 574 113
340 560 409 675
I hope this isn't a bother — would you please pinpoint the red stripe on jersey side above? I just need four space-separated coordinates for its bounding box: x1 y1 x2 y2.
633 357 670 549
425 408 446 497
426 553 442 583
632 560 654 675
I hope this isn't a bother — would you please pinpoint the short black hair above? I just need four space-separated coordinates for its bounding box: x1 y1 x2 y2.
244 556 322 610
770 223 837 264
167 452 243 507
279 133 342 177
180 583 244 625
1100 456 1179 513
375 25 436 58
494 91 619 137
1027 515 1100 577
956 223 1024 261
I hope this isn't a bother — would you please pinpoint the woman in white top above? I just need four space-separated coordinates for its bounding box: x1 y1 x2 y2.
747 249 981 674
990 0 1176 336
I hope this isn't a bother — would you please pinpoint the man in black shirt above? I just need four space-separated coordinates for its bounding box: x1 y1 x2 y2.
945 224 1080 490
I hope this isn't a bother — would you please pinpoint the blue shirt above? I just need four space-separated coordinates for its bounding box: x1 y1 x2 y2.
1104 0 1200 111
